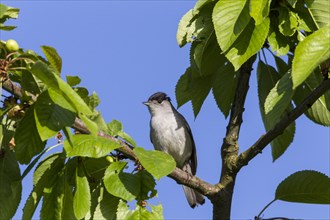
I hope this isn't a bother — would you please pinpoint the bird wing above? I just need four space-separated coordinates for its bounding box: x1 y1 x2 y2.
178 112 197 175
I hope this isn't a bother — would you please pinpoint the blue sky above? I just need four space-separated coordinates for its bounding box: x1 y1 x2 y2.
2 1 329 219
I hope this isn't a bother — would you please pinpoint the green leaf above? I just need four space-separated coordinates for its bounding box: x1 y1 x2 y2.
133 147 176 180
249 0 271 25
264 71 294 124
0 4 19 20
47 88 76 112
0 180 21 219
274 55 290 76
305 0 330 28
177 9 194 47
189 42 201 72
190 4 214 41
187 10 215 73
179 32 238 118
116 200 164 220
198 31 239 117
116 200 136 220
175 67 213 117
87 185 119 220
293 1 318 32
15 105 46 164
35 89 76 141
176 2 214 48
136 170 157 201
86 92 100 110
257 61 295 161
74 162 91 219
149 204 164 220
107 119 123 135
212 62 238 118
66 75 81 87
294 70 330 126
271 121 295 161
0 139 22 220
22 144 61 179
213 0 251 52
31 61 93 116
190 74 213 117
176 67 193 108
33 153 63 185
0 24 16 30
103 161 139 201
325 88 330 111
83 157 109 180
79 113 99 136
74 87 89 100
200 31 227 76
291 25 330 89
193 0 214 14
224 17 270 70
23 185 43 219
41 46 62 74
190 37 209 74
21 70 42 95
104 168 155 208
275 170 330 204
23 153 65 220
61 181 75 219
278 7 298 36
40 172 65 220
90 111 109 133
287 0 298 7
64 134 121 158
268 22 290 56
118 131 137 148
63 158 77 187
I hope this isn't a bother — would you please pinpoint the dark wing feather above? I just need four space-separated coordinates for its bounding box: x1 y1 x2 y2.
177 112 197 175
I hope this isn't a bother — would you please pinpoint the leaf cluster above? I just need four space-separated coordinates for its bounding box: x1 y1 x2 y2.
175 0 330 216
0 1 329 219
0 4 176 219
176 0 330 161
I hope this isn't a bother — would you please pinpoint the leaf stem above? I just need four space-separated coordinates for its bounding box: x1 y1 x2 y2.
257 199 277 219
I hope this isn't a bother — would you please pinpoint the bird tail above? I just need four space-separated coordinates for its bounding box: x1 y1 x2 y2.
182 185 205 208
182 163 205 208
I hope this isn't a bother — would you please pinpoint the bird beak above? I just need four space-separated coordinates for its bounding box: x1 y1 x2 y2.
143 101 150 106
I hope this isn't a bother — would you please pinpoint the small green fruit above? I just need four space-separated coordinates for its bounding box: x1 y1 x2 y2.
6 39 19 52
106 156 114 163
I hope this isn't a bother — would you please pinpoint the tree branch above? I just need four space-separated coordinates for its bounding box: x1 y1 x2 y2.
169 168 221 197
2 79 24 98
220 56 255 171
2 78 220 199
213 56 255 219
236 78 330 171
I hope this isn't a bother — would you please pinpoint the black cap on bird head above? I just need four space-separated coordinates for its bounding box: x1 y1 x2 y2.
147 92 171 103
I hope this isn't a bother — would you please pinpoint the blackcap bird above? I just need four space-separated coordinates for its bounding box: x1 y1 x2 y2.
143 92 205 208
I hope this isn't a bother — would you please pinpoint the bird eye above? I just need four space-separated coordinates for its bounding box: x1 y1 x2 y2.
157 99 162 104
